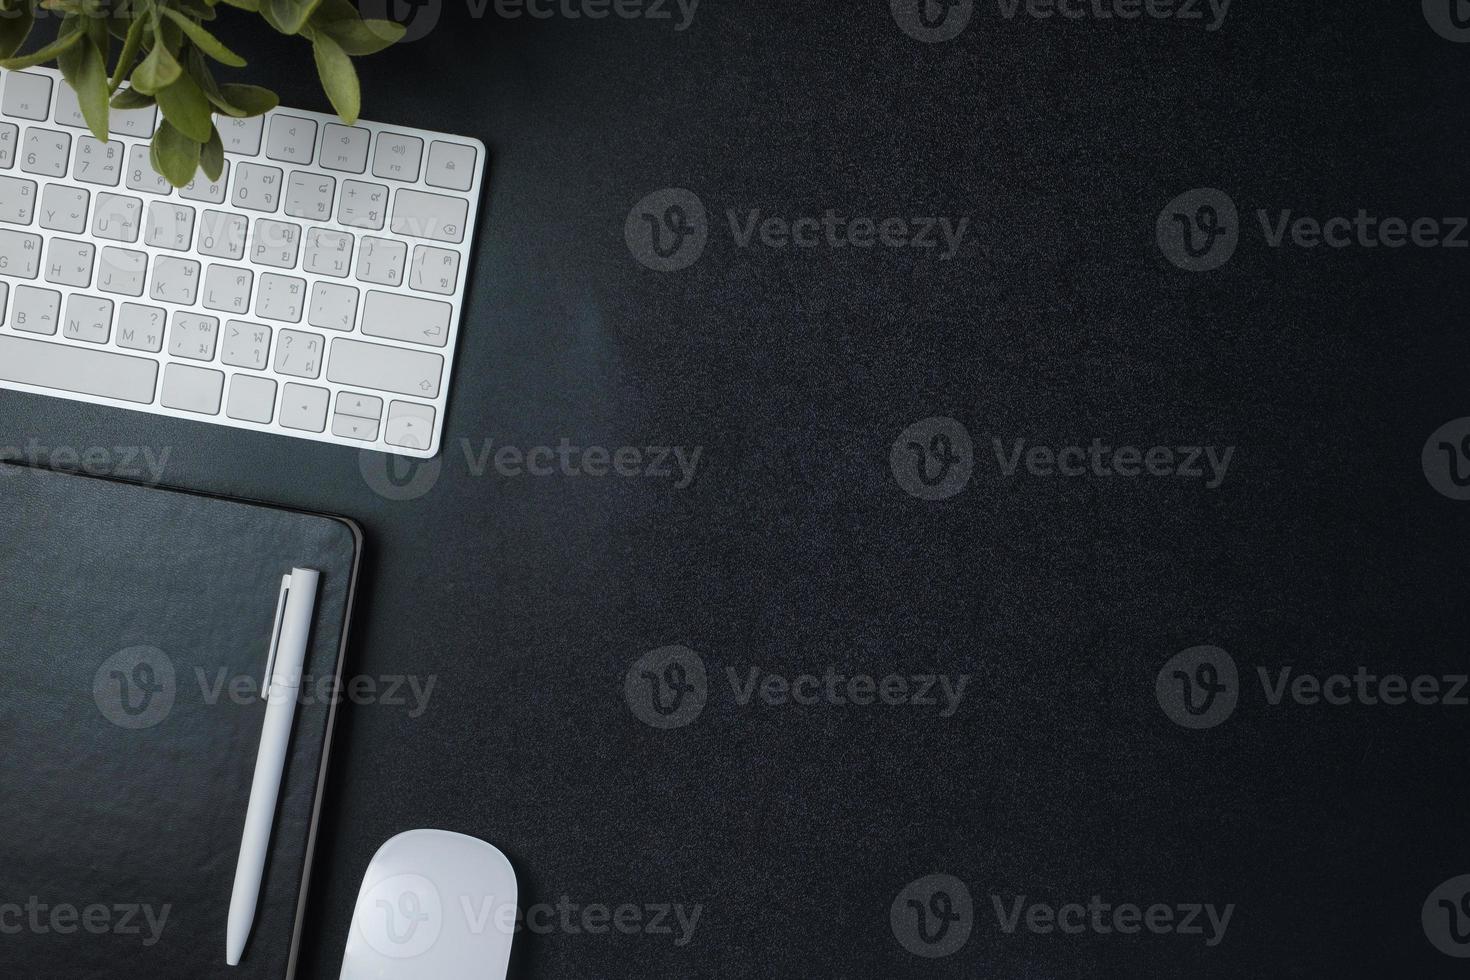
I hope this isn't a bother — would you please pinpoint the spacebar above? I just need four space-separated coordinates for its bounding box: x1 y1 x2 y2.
0 335 159 404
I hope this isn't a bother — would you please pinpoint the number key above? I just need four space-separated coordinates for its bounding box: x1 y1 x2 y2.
21 127 70 177
232 162 282 212
73 136 121 186
181 160 230 204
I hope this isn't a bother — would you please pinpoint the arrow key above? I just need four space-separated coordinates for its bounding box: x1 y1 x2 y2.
279 382 329 433
385 401 435 451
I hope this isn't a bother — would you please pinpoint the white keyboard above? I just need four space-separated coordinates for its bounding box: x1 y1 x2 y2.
0 66 485 459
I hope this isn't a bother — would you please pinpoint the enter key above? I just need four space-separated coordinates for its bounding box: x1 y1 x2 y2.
361 290 452 348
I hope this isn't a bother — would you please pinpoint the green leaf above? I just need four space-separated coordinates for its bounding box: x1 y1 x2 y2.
200 124 223 181
149 118 199 187
109 13 148 91
155 71 213 142
173 0 218 20
311 31 358 123
57 37 108 141
184 46 238 116
131 40 181 93
161 8 243 65
109 85 154 109
0 25 83 69
262 0 323 34
0 6 35 60
216 82 277 116
313 14 403 56
217 0 260 11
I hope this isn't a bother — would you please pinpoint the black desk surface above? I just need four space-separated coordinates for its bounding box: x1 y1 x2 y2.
6 2 1470 977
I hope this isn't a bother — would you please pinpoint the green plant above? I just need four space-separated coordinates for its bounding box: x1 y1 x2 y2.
0 0 405 186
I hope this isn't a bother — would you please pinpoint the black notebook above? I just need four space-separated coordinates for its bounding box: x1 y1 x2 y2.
0 463 361 979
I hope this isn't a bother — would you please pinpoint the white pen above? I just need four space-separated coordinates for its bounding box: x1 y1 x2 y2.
227 568 321 967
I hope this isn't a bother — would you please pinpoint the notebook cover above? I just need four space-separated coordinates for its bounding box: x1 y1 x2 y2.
0 463 361 979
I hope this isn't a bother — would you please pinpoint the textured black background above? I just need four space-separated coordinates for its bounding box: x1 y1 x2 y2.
5 0 1470 976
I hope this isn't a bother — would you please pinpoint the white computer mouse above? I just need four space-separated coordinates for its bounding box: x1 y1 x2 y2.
340 829 517 980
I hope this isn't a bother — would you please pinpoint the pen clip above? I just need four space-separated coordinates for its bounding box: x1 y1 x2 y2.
263 573 292 702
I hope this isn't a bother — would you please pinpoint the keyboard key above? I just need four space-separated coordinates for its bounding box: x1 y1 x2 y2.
0 333 157 403
180 161 229 204
219 115 264 155
307 281 358 331
98 247 147 296
273 328 323 378
333 390 383 440
145 201 195 250
249 218 300 268
391 188 467 243
385 400 436 450
222 320 272 370
73 137 121 186
125 143 171 195
116 302 166 352
284 171 334 221
409 245 460 295
232 162 282 212
361 290 451 348
0 281 8 321
372 132 423 182
337 391 383 419
38 183 85 232
0 123 17 168
226 373 276 422
149 255 200 304
338 179 387 229
44 238 93 287
203 264 253 314
0 175 36 224
198 210 248 260
161 362 223 414
320 123 369 172
332 411 379 441
266 115 317 164
0 228 42 277
62 294 112 343
3 72 52 121
52 83 86 128
92 192 142 242
425 140 475 192
109 105 157 139
169 311 219 360
255 271 304 322
11 284 58 333
355 236 404 285
279 382 328 431
303 228 352 277
21 127 69 177
327 338 443 398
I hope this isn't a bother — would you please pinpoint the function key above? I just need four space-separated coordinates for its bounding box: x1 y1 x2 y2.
218 116 264 156
371 132 423 182
110 105 157 139
320 123 370 173
424 140 475 192
52 83 86 128
3 72 53 122
266 114 317 165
